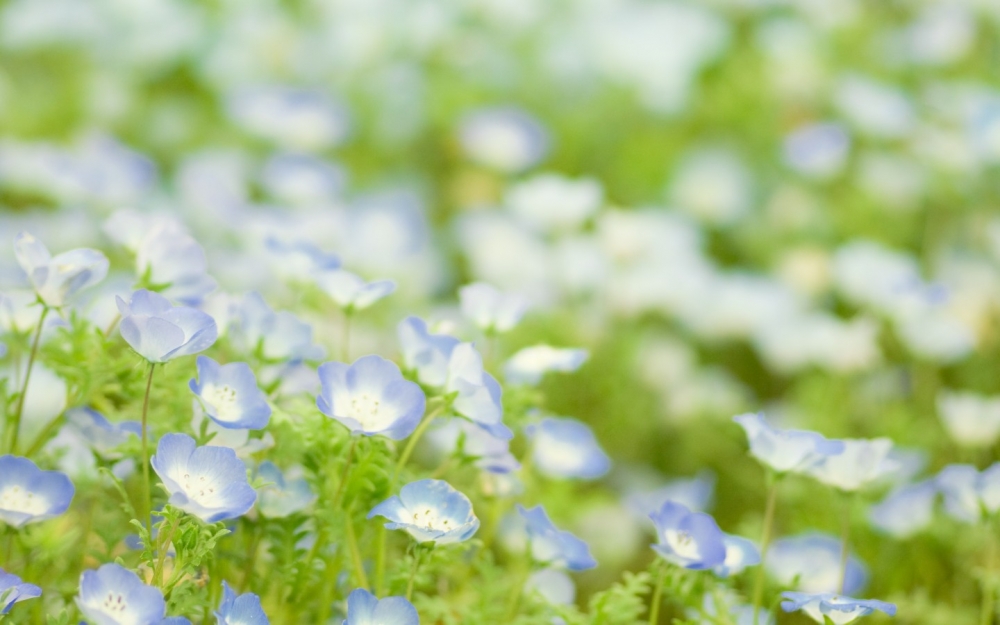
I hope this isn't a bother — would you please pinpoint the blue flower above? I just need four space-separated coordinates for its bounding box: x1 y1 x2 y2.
116 290 218 363
234 292 324 362
13 231 109 308
215 581 269 624
368 479 479 545
526 568 576 605
733 413 844 474
134 224 216 306
261 154 346 205
342 588 418 625
649 501 726 570
458 106 550 173
527 417 611 480
425 418 520 474
315 269 395 312
256 462 316 519
935 463 1000 523
317 355 426 440
808 438 897 492
76 563 166 625
190 356 271 430
150 434 257 523
398 316 459 387
766 534 867 595
0 567 41 614
458 282 529 334
65 407 142 454
264 236 341 281
0 455 74 527
446 343 512 440
503 345 589 386
623 471 716 518
517 505 597 571
869 480 937 538
713 534 761 577
780 592 896 624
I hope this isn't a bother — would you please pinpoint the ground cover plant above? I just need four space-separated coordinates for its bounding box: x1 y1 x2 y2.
2 0 1000 624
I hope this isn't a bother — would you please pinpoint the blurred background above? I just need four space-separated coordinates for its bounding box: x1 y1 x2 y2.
2 0 1000 622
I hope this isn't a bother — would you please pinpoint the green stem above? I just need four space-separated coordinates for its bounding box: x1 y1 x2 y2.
374 526 387 595
648 569 665 625
752 480 779 625
7 306 49 454
344 512 369 589
332 438 359 508
243 522 262 592
392 401 446 486
983 531 997 625
141 363 157 536
154 516 179 588
406 548 424 601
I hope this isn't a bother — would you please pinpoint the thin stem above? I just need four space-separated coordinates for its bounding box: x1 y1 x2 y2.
331 438 359 508
838 494 852 594
983 530 997 625
141 363 157 535
752 480 779 625
243 521 263 593
8 305 49 454
344 512 369 589
374 526 387 596
154 516 179 588
648 569 665 625
406 548 424 601
392 401 446 486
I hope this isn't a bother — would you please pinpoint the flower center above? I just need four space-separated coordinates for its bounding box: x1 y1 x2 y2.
409 506 455 533
180 472 219 506
101 592 129 614
203 384 240 422
345 393 396 430
664 529 701 560
0 485 49 516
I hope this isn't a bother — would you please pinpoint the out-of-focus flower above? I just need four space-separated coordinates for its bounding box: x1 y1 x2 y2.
783 123 850 178
0 567 41 614
76 564 166 625
342 588 418 625
256 462 316 519
315 269 395 312
526 568 575 605
714 534 760 577
13 231 108 308
936 391 1000 449
733 413 844 475
834 74 915 139
151 433 256 523
458 282 529 334
226 85 350 152
398 316 459 387
649 501 726 570
116 290 217 363
935 463 1000 524
766 534 867 595
517 504 597 571
0 455 74 527
458 107 549 173
668 148 752 225
263 237 341 282
623 471 716 518
425 418 519 474
780 592 896 624
527 417 610 480
134 223 216 306
261 153 346 206
215 581 269 624
505 173 602 233
869 480 937 538
445 343 511 440
232 292 324 362
809 438 896 492
190 356 271 430
368 479 479 545
504 345 588 386
316 355 426 440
